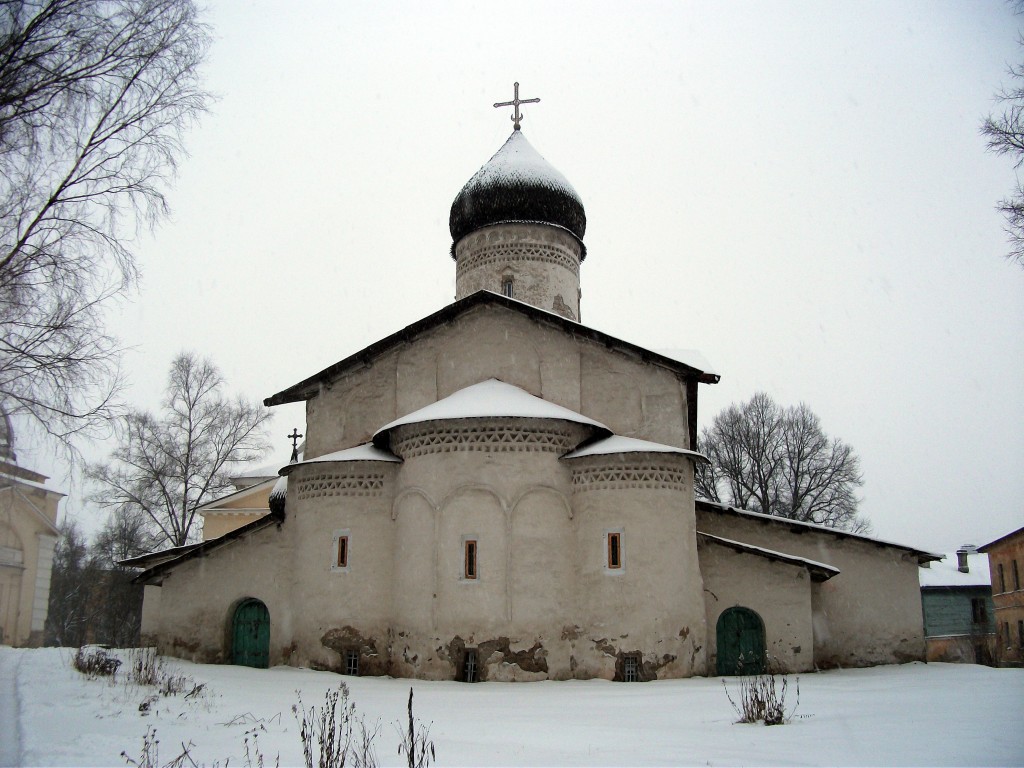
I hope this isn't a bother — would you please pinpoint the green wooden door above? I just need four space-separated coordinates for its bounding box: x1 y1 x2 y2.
716 607 766 676
232 599 270 669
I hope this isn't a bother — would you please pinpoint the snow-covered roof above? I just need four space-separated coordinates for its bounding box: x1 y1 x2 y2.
265 292 719 407
697 531 840 581
919 551 992 588
374 379 609 440
696 499 942 562
449 129 586 246
196 477 277 512
0 471 61 495
562 435 709 463
654 349 718 377
281 443 401 475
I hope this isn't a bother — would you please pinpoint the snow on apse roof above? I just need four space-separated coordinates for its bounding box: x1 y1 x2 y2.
374 379 608 438
563 435 709 463
655 349 718 376
281 443 400 474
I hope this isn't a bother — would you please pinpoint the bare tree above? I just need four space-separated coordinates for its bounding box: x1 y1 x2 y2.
87 352 271 547
0 0 211 446
983 3 1024 269
696 392 868 532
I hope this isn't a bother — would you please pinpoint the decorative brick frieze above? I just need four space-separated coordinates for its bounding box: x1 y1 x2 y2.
296 471 386 498
571 463 689 492
392 421 578 458
456 242 580 278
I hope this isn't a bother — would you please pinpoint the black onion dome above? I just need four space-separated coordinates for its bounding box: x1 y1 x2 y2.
449 130 586 248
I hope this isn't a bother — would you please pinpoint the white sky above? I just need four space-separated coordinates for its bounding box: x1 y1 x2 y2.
18 0 1024 553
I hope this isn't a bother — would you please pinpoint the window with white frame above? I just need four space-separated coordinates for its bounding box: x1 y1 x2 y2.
461 535 478 581
604 529 624 572
331 529 351 572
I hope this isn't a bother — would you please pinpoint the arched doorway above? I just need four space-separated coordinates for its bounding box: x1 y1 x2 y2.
231 598 270 668
716 607 766 676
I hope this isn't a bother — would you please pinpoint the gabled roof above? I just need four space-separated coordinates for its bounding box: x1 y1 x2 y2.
132 509 285 584
697 532 840 582
196 476 277 514
696 499 942 564
265 291 719 406
979 525 1024 553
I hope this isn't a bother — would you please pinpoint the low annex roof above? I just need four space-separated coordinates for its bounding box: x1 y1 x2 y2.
697 532 840 582
919 552 991 588
264 291 720 407
696 499 942 564
373 379 609 444
562 435 708 463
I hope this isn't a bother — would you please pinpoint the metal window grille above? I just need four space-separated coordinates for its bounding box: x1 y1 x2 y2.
345 649 359 676
463 650 478 683
623 654 639 682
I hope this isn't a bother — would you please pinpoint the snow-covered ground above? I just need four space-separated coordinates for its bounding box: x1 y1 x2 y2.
3 647 1022 767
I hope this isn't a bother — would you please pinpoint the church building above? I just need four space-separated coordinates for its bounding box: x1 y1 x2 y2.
136 95 936 680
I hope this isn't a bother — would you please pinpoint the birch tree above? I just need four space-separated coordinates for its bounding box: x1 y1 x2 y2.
0 0 211 445
87 353 271 547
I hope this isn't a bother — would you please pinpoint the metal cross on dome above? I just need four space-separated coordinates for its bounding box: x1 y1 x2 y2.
493 82 540 130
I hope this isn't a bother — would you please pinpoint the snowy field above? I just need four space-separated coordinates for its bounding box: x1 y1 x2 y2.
2 647 1022 767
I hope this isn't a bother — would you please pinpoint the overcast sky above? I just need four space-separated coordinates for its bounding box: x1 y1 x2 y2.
20 0 1023 554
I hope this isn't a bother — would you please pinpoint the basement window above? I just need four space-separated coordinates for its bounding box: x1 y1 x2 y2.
331 529 350 572
344 649 359 676
623 654 640 682
461 649 478 683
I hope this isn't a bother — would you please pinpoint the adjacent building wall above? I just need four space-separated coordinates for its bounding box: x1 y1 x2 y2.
983 528 1024 667
696 507 926 668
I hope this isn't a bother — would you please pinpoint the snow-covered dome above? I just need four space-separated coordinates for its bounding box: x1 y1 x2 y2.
449 130 586 250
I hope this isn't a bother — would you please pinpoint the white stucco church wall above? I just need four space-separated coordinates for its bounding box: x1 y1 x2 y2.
135 116 935 681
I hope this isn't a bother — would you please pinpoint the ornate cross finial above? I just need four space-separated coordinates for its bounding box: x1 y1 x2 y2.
493 82 540 131
287 428 303 463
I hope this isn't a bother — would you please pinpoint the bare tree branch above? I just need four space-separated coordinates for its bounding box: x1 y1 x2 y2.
983 28 1024 267
696 392 869 532
0 0 211 448
86 352 271 547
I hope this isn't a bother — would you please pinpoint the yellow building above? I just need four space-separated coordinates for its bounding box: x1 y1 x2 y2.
0 415 63 646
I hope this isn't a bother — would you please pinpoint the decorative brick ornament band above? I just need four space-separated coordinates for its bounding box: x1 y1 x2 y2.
456 241 580 279
571 463 689 492
392 422 578 458
296 471 386 498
